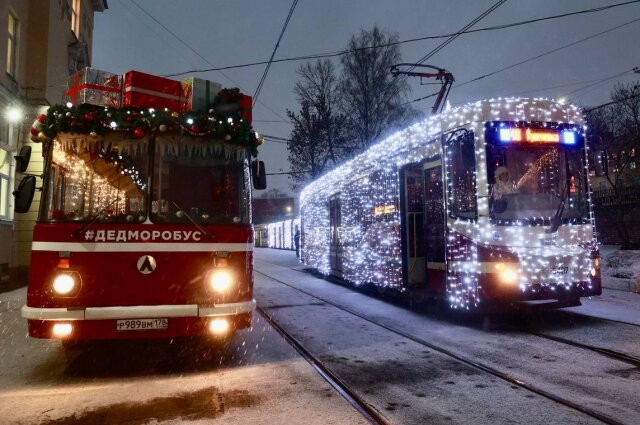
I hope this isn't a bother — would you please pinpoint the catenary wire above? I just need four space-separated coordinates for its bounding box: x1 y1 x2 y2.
162 0 640 77
253 0 299 105
128 0 288 122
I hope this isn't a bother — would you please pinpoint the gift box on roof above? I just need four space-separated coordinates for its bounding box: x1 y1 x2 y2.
181 77 222 112
240 94 252 124
64 67 122 108
122 70 184 111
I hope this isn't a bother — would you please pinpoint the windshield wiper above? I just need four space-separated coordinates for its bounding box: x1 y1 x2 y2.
71 198 118 238
172 202 213 239
546 184 568 234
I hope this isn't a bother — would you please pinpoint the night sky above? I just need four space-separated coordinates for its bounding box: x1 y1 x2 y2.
92 0 640 195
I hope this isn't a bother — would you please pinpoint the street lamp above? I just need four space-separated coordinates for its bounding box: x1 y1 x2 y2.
5 105 23 123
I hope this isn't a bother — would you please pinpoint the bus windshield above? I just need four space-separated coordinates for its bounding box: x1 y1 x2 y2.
41 139 148 223
486 144 589 225
150 138 250 225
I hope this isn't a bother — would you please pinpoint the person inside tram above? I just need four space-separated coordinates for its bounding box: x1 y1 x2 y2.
491 166 517 200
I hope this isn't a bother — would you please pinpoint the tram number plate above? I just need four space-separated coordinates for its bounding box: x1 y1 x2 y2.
116 318 168 331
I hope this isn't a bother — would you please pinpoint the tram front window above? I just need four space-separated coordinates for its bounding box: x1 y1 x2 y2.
486 144 589 225
150 139 250 225
41 140 148 223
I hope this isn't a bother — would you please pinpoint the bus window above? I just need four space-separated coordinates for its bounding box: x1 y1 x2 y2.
41 140 148 223
151 138 250 225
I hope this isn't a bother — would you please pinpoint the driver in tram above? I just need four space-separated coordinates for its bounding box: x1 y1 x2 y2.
491 166 517 200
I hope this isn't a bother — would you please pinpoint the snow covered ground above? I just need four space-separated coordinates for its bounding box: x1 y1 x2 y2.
600 245 640 292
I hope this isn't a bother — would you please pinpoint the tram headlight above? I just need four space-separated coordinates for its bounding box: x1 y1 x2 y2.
207 270 234 293
495 263 519 285
52 272 80 295
591 258 600 277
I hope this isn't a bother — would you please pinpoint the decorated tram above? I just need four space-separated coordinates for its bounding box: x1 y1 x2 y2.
17 68 266 343
300 98 602 311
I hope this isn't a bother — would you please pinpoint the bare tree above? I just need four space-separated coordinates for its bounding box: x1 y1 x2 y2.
259 188 289 199
287 60 346 190
339 26 417 152
587 82 640 248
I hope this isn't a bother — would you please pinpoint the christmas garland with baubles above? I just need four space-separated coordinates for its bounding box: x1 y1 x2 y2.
30 88 263 157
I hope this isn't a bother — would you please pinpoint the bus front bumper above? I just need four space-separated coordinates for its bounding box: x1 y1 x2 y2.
22 300 255 340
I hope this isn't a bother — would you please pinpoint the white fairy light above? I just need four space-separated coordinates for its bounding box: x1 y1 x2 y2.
300 98 598 309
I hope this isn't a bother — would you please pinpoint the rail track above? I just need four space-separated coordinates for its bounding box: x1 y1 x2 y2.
256 267 627 425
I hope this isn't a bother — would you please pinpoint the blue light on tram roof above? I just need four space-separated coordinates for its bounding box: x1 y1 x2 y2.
499 128 512 142
562 130 576 145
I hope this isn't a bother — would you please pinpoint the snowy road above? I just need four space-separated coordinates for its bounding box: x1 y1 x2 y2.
0 285 368 425
1 247 638 424
254 248 640 425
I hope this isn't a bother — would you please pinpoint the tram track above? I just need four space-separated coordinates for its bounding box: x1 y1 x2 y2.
255 267 626 425
255 305 390 425
525 330 640 368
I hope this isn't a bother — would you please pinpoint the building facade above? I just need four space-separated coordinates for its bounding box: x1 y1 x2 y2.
0 0 107 283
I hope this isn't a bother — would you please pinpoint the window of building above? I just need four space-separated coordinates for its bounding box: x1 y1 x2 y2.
0 149 11 220
71 0 81 37
6 12 18 77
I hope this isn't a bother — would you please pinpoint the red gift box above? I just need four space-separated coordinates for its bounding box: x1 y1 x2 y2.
65 67 122 107
240 94 252 124
123 70 184 111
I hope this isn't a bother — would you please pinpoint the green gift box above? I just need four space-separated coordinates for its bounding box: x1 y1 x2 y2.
181 77 222 112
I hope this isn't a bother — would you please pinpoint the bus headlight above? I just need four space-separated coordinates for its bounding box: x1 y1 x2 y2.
52 273 79 295
52 323 73 337
207 270 233 293
208 318 230 335
495 263 519 285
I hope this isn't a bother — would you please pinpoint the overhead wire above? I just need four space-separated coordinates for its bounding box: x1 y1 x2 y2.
404 17 640 107
253 0 299 105
128 0 287 121
161 0 640 77
453 17 640 91
404 0 509 78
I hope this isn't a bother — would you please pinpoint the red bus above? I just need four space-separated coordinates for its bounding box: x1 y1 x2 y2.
17 97 266 344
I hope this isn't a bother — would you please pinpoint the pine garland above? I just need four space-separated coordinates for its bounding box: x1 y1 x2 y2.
36 89 261 157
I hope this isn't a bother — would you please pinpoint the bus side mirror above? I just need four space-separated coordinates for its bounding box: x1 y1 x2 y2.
14 145 32 173
13 175 36 213
251 160 267 190
593 150 608 177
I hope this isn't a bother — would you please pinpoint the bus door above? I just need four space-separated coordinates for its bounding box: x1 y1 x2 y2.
401 165 425 286
423 159 446 293
329 194 343 276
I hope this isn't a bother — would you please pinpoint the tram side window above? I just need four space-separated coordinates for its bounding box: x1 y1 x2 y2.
447 132 477 220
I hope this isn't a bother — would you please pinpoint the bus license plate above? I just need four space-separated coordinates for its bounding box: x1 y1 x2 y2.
116 318 168 332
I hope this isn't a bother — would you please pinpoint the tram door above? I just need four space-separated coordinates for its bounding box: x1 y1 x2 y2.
423 159 446 292
402 165 425 285
329 194 343 276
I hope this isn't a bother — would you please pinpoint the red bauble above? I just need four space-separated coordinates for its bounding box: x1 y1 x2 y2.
133 127 145 138
190 124 200 134
84 112 94 121
36 114 47 123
